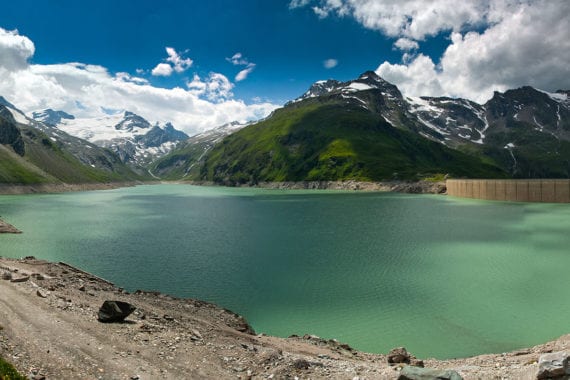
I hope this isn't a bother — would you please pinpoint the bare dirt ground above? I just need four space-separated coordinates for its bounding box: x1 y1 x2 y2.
0 257 567 379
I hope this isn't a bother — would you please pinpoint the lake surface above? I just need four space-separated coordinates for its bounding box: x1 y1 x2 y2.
1 184 570 359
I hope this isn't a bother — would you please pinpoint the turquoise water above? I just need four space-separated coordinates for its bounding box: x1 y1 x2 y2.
1 184 570 359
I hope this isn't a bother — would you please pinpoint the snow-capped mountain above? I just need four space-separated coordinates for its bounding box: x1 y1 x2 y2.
149 121 250 179
32 109 75 126
32 110 189 166
0 99 142 182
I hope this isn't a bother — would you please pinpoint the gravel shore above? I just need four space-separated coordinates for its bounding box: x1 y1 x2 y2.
0 257 565 379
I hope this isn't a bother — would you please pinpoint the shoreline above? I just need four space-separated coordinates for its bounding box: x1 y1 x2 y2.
0 256 565 379
0 181 151 195
180 180 448 194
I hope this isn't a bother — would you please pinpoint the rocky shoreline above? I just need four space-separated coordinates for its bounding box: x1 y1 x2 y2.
0 181 148 195
0 219 21 234
1 256 569 379
183 180 448 194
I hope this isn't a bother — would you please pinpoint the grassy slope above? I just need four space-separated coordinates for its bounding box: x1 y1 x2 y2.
200 101 507 184
0 125 145 184
149 140 206 180
0 356 26 380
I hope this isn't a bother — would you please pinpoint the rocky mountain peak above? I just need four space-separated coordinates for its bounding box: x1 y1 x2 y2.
114 111 152 131
32 109 75 126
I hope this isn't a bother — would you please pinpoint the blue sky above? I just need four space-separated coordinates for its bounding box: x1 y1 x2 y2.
0 0 411 104
0 0 568 134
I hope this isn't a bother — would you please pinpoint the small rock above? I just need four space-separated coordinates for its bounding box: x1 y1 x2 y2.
537 351 570 379
36 289 48 298
2 272 12 280
398 365 463 380
163 314 175 321
97 300 136 323
10 275 30 283
190 329 202 340
79 285 86 291
292 359 311 370
410 358 424 368
388 347 411 364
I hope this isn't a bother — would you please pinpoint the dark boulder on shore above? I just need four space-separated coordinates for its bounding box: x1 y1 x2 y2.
398 365 463 380
97 300 136 323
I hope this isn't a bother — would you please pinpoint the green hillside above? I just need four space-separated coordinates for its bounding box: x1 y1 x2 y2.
199 100 507 185
0 111 145 185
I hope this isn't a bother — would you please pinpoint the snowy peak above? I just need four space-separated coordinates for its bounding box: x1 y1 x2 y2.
114 111 152 131
32 109 75 126
294 71 403 104
300 79 341 100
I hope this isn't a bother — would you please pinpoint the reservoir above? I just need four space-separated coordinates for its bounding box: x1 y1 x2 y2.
1 184 569 359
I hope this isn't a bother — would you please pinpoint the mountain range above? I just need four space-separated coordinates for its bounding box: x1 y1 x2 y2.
1 71 569 187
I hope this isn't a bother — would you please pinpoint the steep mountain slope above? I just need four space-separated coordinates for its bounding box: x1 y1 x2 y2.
32 110 189 167
0 102 144 184
149 121 248 180
412 87 570 177
198 100 506 185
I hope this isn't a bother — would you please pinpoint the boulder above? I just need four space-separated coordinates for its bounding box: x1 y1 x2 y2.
1 271 12 280
537 351 570 379
388 347 411 364
97 301 136 323
398 365 463 380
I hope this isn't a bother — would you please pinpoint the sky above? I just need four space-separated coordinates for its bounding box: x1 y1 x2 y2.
0 0 568 135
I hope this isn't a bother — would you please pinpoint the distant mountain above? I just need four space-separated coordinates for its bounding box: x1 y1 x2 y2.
196 81 506 184
0 101 144 184
31 110 189 168
155 70 570 183
32 109 75 126
149 121 249 179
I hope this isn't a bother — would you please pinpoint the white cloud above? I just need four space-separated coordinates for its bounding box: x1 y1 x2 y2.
226 52 256 81
165 47 193 73
289 0 311 8
0 28 35 71
377 0 570 103
297 0 490 40
235 64 256 82
323 58 338 69
187 73 235 101
0 27 278 135
151 47 193 76
393 38 419 51
296 0 570 103
151 63 173 77
227 52 249 66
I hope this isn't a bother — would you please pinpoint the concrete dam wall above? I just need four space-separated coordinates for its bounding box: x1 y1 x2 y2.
446 179 570 203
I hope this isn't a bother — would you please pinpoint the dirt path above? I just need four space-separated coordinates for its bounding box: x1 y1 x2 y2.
0 257 564 379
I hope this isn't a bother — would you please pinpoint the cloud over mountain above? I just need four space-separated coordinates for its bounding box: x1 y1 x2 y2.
293 0 570 103
0 28 277 135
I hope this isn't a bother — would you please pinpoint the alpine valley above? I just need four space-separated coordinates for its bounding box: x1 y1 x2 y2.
1 70 570 188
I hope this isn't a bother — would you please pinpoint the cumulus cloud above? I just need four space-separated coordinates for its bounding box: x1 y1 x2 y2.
0 28 35 71
323 58 338 69
393 38 419 52
294 0 570 103
187 73 235 101
377 1 570 102
292 0 489 40
151 62 173 77
0 27 277 135
151 47 193 76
